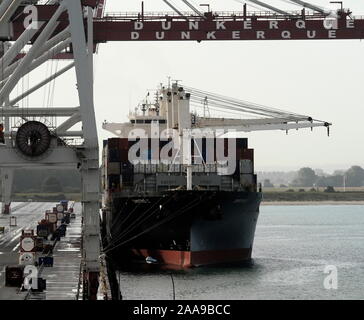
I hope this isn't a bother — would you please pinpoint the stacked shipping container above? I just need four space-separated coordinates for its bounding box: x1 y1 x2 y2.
103 137 257 193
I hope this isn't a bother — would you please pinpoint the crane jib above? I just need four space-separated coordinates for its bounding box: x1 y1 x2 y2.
8 5 364 42
11 19 364 42
115 20 356 41
92 19 363 41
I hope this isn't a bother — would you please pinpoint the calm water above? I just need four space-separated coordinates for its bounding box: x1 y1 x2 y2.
117 205 364 300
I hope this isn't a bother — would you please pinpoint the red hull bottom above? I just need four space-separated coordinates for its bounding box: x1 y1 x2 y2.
131 248 252 268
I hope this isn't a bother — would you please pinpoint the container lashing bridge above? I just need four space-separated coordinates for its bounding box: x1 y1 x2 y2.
0 0 361 299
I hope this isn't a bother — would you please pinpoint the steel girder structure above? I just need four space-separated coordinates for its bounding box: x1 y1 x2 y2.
0 0 100 299
6 3 364 44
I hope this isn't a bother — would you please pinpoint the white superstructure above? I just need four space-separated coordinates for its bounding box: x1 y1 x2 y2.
103 81 331 137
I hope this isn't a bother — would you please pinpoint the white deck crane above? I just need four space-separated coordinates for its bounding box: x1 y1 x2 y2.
103 83 331 138
103 83 331 191
185 86 331 133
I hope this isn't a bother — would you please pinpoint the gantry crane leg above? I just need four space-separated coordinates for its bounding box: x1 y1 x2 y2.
64 0 101 300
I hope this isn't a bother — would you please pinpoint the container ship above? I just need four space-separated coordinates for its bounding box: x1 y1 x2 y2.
101 82 330 268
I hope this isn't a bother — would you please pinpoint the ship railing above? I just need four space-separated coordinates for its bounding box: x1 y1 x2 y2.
101 10 327 22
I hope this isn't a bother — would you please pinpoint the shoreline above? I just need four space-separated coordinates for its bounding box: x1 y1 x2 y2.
261 201 364 206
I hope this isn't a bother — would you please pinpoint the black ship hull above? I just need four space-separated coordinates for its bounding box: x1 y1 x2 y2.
103 190 262 268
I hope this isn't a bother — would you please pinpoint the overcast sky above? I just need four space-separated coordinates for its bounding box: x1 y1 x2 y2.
16 0 364 172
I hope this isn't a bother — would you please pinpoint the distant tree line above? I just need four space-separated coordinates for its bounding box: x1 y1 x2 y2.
257 171 297 186
11 169 81 194
260 166 364 188
290 166 364 188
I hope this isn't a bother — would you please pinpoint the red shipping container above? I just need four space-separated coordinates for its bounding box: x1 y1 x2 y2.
108 138 120 149
119 149 129 163
240 148 254 161
119 138 129 150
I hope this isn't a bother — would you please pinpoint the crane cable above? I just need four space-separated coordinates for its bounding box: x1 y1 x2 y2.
191 102 249 118
286 0 329 15
242 0 290 15
101 201 139 245
162 0 188 20
180 0 205 18
103 197 166 251
185 86 309 119
104 191 203 251
103 193 208 254
184 86 329 126
189 96 297 119
103 196 174 252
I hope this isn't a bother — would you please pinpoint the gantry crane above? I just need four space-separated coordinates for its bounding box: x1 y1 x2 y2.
0 0 102 300
0 0 363 299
